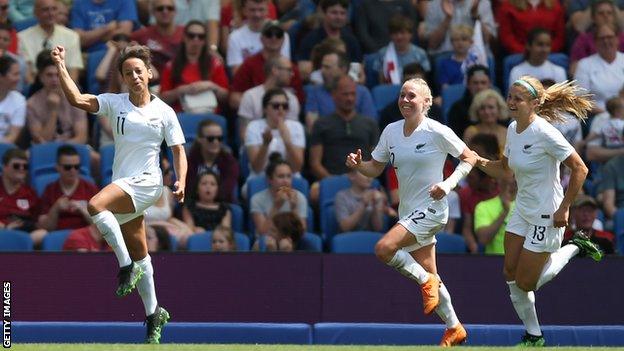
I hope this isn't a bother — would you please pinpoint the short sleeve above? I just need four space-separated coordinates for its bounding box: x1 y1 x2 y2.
473 200 492 230
304 87 319 115
289 121 306 148
371 125 390 163
237 91 255 120
296 191 307 219
249 191 264 214
95 93 115 117
244 121 263 146
434 124 466 158
163 107 185 146
334 190 352 222
226 33 243 67
12 95 26 127
543 124 574 162
118 0 138 22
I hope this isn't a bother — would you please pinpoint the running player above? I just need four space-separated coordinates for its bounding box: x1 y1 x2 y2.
475 76 603 346
346 78 476 347
51 44 187 344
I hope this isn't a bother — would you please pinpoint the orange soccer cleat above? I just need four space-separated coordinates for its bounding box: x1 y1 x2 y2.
440 323 467 347
421 273 440 315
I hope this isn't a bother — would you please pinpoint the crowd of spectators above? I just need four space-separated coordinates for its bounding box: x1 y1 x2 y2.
0 0 620 255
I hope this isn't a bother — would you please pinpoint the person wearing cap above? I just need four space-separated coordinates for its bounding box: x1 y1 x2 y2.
229 20 303 111
563 194 615 254
226 0 291 74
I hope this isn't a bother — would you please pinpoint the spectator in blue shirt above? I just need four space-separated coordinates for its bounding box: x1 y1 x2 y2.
70 0 138 52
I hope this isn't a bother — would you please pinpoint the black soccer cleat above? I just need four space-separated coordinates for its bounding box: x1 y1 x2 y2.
145 306 170 344
115 262 143 297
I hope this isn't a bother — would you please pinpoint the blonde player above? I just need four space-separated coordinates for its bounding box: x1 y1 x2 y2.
51 44 187 344
476 76 603 346
346 78 476 347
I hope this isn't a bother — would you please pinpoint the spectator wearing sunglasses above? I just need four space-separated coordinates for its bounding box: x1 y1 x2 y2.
0 148 48 245
160 20 229 113
226 0 291 74
38 144 99 231
229 20 303 112
245 87 305 179
237 56 300 141
186 120 239 203
130 0 184 75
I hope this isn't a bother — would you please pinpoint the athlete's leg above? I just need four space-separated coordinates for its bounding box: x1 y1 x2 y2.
375 223 430 284
88 184 135 267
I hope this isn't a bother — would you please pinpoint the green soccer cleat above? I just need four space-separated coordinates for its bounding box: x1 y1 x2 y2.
518 332 545 347
115 262 144 297
570 230 604 262
145 306 170 344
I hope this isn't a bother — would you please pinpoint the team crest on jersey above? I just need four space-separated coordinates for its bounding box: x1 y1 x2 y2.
414 143 426 153
16 199 29 210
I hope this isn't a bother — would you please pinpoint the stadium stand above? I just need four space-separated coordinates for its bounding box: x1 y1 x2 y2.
0 229 33 251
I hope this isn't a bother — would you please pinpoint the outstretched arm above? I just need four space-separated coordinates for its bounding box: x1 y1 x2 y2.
476 154 512 179
51 46 99 114
430 147 477 200
345 148 386 178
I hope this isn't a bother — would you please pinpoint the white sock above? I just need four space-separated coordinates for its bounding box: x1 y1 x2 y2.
135 255 158 316
508 281 541 336
387 249 430 284
92 211 131 267
435 276 460 328
536 245 579 290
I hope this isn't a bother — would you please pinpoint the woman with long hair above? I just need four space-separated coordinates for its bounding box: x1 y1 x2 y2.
476 76 603 346
160 20 229 112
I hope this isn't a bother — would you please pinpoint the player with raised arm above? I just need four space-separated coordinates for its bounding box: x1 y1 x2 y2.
346 78 476 347
51 44 187 344
475 76 603 346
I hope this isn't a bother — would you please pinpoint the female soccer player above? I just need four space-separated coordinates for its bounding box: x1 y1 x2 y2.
346 78 476 346
475 76 603 346
51 44 187 344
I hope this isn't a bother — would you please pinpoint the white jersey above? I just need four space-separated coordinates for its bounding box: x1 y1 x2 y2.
504 117 574 226
96 93 185 183
371 118 465 223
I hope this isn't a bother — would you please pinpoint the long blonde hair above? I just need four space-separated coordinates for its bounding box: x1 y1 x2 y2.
513 75 593 124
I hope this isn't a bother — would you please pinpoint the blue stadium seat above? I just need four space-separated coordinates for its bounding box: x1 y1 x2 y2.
99 144 114 186
238 146 250 182
41 230 72 251
435 232 467 254
614 208 624 255
33 174 96 196
13 17 37 32
434 52 496 89
331 231 382 253
0 230 33 251
298 232 322 252
186 231 250 252
229 203 244 233
29 142 91 181
178 113 227 145
502 53 569 94
86 49 108 95
371 84 400 113
441 84 465 124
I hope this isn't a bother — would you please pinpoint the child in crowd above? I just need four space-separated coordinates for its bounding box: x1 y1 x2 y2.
211 225 237 252
335 169 391 233
436 24 473 91
182 170 232 233
253 211 304 252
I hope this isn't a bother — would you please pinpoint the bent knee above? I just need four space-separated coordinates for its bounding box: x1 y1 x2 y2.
375 239 398 263
87 199 105 216
503 266 516 282
516 279 536 292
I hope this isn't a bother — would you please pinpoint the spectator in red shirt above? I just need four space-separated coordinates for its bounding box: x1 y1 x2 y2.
130 0 184 75
159 20 229 113
0 148 47 245
228 21 303 111
37 145 99 231
63 224 108 251
563 194 615 254
497 0 565 54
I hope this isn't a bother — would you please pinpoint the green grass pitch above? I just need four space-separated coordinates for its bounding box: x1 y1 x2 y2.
9 345 624 351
